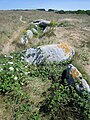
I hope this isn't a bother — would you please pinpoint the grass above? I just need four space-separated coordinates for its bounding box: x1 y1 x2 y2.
0 51 90 120
0 95 13 120
0 10 90 120
40 82 90 120
0 52 52 119
71 47 90 83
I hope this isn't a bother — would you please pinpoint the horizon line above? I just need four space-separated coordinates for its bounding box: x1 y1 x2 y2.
0 8 90 11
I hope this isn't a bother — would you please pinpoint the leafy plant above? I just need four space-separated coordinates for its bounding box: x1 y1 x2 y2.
40 78 90 120
31 112 39 120
49 22 58 27
0 50 90 120
57 22 66 27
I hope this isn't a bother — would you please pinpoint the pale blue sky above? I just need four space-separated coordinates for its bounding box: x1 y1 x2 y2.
0 0 90 10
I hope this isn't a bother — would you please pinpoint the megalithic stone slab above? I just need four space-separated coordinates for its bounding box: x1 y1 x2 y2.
25 43 75 64
66 64 90 93
31 19 51 25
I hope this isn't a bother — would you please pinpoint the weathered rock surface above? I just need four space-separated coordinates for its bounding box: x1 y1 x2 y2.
31 19 51 25
43 27 50 33
21 35 28 45
31 19 51 30
26 30 33 39
25 43 75 64
20 30 33 44
66 64 90 93
20 19 52 43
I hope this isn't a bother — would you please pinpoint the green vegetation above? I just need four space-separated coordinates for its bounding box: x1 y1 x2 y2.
48 9 90 15
0 52 33 119
15 9 90 15
40 81 90 120
0 10 90 120
0 51 90 120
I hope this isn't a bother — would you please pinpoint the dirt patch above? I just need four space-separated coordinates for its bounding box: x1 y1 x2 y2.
0 25 26 55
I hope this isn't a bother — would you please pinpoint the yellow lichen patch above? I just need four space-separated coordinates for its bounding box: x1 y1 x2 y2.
57 43 71 53
70 69 79 78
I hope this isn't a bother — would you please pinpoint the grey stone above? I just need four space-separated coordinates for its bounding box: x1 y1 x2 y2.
43 27 50 33
66 64 90 93
31 19 51 30
31 19 51 25
26 30 33 39
21 35 28 45
25 43 75 64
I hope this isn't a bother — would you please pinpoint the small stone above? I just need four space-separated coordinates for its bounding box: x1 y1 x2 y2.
21 35 28 45
66 64 90 93
43 27 50 33
26 30 33 39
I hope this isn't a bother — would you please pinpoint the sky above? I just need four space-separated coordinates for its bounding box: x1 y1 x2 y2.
0 0 90 10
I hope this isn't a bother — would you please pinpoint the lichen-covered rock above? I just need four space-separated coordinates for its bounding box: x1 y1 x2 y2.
26 30 33 39
21 35 28 45
66 64 90 93
25 43 75 64
31 19 51 30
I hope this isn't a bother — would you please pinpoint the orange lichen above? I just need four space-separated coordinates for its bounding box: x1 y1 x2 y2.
70 69 79 78
57 43 71 53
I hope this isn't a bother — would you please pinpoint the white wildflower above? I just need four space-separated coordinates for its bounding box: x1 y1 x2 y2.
0 68 3 71
9 56 13 59
21 82 24 85
8 62 13 65
25 66 28 68
3 64 5 66
4 55 13 59
21 56 24 60
14 76 18 80
4 55 7 57
9 67 14 71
